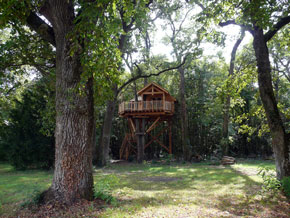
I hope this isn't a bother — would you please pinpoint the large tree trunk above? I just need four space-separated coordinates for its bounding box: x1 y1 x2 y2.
221 29 245 156
252 27 290 180
178 66 191 161
42 1 94 203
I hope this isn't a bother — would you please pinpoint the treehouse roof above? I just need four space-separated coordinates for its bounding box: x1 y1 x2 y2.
137 82 176 102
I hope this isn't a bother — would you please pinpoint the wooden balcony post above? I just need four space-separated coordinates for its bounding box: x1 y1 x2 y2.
163 93 165 111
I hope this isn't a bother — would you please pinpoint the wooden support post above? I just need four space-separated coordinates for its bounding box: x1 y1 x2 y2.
169 120 172 154
141 118 145 158
136 118 145 163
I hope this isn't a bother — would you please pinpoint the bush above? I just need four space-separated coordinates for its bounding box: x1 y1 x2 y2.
94 174 119 205
281 176 290 198
258 167 281 196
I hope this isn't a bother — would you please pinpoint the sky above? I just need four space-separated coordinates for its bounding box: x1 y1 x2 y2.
151 19 252 63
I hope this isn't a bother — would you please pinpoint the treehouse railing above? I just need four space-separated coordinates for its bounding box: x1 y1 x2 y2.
119 100 174 114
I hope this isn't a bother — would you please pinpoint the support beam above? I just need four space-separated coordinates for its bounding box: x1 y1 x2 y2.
145 125 170 149
148 132 169 152
146 117 161 133
129 118 136 133
120 116 173 161
142 91 164 95
120 134 129 159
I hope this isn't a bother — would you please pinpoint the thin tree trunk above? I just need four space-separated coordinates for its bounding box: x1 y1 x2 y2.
178 66 191 161
97 33 127 166
253 26 290 179
98 93 117 166
222 29 245 155
41 1 94 204
197 69 205 155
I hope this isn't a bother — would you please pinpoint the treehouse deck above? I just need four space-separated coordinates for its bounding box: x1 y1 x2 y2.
118 100 174 117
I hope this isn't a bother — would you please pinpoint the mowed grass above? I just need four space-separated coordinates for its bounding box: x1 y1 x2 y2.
0 160 289 218
0 163 52 216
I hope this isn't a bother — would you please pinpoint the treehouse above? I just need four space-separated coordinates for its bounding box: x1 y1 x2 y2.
118 82 176 161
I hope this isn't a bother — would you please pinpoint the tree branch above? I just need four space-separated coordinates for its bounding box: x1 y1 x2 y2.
229 28 245 75
26 11 56 47
117 55 188 93
176 8 193 36
264 16 290 42
219 20 254 35
273 67 290 83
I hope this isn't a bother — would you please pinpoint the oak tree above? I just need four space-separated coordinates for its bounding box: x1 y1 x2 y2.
0 0 124 204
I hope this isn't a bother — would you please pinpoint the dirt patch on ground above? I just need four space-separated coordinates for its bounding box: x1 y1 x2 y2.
141 176 182 182
13 199 106 218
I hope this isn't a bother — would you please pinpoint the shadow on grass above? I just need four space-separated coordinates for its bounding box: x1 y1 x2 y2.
97 163 276 217
109 164 260 192
212 165 290 218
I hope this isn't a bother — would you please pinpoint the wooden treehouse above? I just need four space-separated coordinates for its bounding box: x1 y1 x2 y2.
119 82 176 162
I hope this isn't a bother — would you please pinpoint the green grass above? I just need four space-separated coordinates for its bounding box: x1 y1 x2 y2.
0 160 289 218
0 163 52 216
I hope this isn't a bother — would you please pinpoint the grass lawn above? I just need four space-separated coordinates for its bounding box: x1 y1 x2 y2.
0 160 289 218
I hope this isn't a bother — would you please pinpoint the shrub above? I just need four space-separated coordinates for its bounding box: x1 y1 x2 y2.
94 174 119 205
258 167 281 196
281 176 290 198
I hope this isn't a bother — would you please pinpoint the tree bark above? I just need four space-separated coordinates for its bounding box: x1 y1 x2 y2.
252 26 290 179
41 1 94 203
178 66 191 161
221 29 245 155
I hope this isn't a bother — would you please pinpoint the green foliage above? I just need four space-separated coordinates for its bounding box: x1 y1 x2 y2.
281 176 290 198
0 79 54 170
94 174 120 205
71 0 154 107
258 167 281 196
